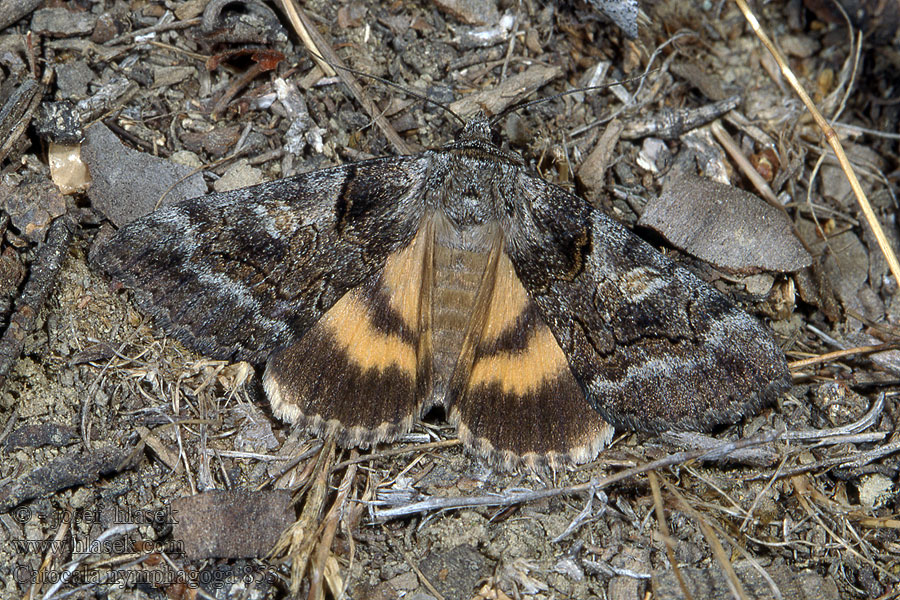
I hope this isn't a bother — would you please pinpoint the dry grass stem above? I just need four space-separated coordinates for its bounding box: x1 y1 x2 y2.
733 0 900 285
269 438 336 595
275 0 410 154
648 471 693 600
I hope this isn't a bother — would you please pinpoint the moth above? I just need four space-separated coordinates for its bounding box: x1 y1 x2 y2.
95 114 791 469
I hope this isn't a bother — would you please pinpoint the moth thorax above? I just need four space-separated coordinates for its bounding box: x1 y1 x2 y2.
439 192 495 228
432 160 500 228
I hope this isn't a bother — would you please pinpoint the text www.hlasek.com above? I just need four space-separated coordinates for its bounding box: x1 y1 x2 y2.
13 561 272 587
12 537 181 556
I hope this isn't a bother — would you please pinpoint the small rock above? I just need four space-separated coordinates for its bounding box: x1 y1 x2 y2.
48 143 90 195
173 0 208 20
233 403 278 451
171 489 293 560
858 474 895 509
609 545 648 600
31 7 96 37
180 124 243 158
355 582 399 600
742 273 775 296
82 122 207 227
55 62 95 100
639 174 812 274
812 382 870 427
433 0 499 25
169 150 204 169
452 12 516 48
419 544 490 599
34 101 83 145
386 570 418 592
90 12 130 43
337 3 367 28
504 113 531 147
214 159 264 193
779 34 820 58
636 137 670 173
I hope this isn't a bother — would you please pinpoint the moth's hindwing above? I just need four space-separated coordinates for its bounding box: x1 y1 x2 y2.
263 219 435 447
94 156 430 364
504 171 791 433
448 244 614 470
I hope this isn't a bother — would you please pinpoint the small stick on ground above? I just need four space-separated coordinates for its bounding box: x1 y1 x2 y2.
372 431 784 522
0 215 74 388
789 343 900 370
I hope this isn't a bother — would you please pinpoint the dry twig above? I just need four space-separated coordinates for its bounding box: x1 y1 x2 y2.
0 216 74 388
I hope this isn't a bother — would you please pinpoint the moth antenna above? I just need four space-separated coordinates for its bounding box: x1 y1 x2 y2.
305 50 466 126
489 31 696 127
487 70 658 128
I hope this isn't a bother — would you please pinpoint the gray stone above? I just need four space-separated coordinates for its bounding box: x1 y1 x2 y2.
31 8 95 37
82 122 207 227
56 62 95 100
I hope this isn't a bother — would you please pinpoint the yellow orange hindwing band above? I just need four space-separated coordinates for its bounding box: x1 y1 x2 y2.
450 249 613 469
263 222 433 447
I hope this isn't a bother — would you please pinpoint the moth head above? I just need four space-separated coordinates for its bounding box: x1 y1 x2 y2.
447 111 524 166
456 111 493 144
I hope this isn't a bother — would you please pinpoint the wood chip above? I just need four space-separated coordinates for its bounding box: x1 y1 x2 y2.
449 64 563 119
0 445 140 511
576 118 624 206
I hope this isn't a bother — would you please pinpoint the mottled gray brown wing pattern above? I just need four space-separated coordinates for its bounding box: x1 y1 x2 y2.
502 171 791 433
94 156 430 364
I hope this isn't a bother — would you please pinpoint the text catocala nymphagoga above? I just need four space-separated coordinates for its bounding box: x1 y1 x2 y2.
96 116 791 469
